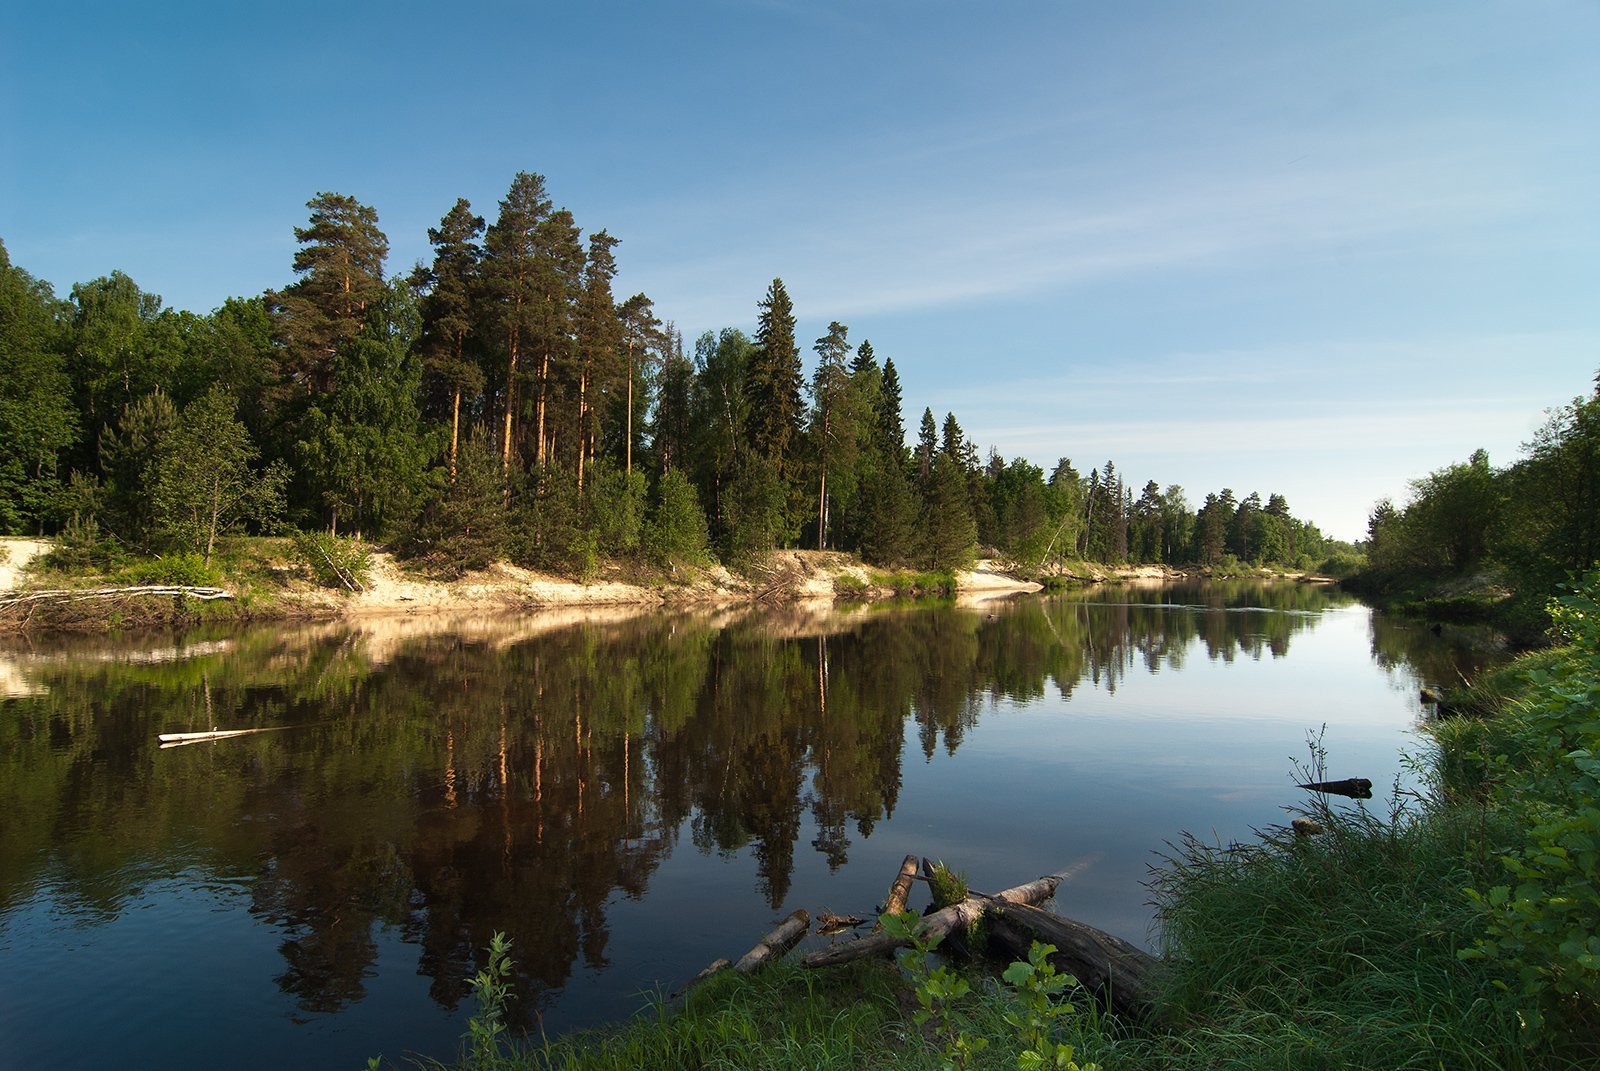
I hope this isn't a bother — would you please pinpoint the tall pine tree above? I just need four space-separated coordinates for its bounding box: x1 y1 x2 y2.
412 197 485 480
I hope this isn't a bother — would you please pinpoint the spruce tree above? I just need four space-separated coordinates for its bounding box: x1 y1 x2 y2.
878 357 905 458
745 278 803 475
851 338 876 377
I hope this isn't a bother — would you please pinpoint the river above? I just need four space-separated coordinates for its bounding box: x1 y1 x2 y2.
0 581 1498 1069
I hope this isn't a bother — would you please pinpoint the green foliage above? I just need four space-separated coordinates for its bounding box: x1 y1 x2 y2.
1459 571 1600 1032
400 431 510 577
150 387 287 561
833 572 870 598
295 280 428 538
925 861 969 909
723 454 789 564
291 530 371 590
586 462 646 559
1002 943 1099 1071
466 932 516 1067
1317 548 1366 578
881 910 987 1070
0 240 76 533
114 552 220 587
1148 787 1545 1070
923 454 977 571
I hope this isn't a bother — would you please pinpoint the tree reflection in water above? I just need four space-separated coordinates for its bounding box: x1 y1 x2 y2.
0 580 1474 1027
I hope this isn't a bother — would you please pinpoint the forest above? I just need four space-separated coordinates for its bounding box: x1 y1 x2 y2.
0 171 1346 580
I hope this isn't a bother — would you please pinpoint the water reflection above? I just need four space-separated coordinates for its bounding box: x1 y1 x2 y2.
0 580 1474 1045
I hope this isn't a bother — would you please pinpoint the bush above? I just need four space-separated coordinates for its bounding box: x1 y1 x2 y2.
116 553 220 587
292 530 371 591
644 470 712 567
1459 571 1600 1033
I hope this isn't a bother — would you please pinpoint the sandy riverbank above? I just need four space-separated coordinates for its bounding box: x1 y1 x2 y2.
0 539 1050 630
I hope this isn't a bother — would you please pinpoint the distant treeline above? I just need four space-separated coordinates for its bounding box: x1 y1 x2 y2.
0 173 1347 575
1355 378 1600 635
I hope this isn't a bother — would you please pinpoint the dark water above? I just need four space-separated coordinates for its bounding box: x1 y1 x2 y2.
0 582 1498 1069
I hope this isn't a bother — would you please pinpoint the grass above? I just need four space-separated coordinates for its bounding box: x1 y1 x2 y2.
1138 798 1545 1070
400 956 1124 1071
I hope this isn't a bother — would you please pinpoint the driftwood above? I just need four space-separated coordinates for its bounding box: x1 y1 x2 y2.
883 854 920 916
1297 777 1373 799
802 875 1061 968
157 727 290 748
0 585 233 609
734 909 810 974
986 901 1163 1025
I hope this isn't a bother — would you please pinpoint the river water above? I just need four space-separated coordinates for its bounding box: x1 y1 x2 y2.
0 581 1497 1069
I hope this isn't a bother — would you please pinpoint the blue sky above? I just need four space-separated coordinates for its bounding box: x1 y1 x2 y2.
3 1 1595 540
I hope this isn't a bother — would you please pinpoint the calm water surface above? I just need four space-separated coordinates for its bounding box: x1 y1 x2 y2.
0 582 1498 1069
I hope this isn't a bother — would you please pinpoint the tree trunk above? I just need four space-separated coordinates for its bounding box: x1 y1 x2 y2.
502 334 519 476
734 909 809 973
883 854 920 917
449 386 461 483
536 349 550 467
985 901 1163 1025
802 875 1060 968
577 368 587 494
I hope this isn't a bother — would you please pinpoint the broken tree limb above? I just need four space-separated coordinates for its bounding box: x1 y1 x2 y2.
882 854 920 916
733 908 809 974
985 901 1163 1025
802 875 1060 969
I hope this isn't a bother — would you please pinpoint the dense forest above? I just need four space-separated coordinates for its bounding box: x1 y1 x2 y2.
0 172 1346 577
1354 379 1600 637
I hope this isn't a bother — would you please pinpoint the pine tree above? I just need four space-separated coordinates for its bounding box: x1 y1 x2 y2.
482 172 553 474
652 325 692 476
616 293 664 476
810 320 851 548
573 231 622 492
270 192 388 396
412 198 485 480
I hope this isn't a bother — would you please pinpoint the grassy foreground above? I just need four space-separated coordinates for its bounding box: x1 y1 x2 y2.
386 577 1600 1071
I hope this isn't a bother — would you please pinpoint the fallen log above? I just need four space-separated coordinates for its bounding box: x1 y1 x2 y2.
882 854 920 916
734 908 809 974
677 957 732 995
802 875 1060 969
157 726 290 748
986 901 1163 1025
0 585 233 609
1297 777 1372 799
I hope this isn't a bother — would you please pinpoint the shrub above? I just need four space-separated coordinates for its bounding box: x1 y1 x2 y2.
116 553 220 587
292 530 371 591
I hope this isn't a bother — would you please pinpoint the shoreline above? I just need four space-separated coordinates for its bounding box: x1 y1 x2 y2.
0 537 1331 635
